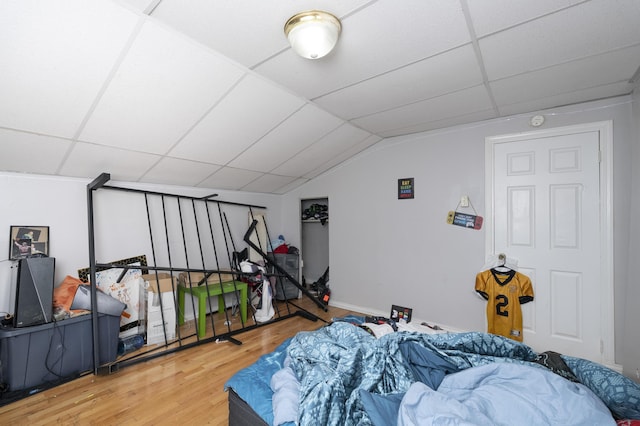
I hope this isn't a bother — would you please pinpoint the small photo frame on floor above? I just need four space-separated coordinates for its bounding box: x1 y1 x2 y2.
390 304 413 324
9 226 49 260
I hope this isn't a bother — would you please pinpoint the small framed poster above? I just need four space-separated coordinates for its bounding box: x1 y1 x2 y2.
390 304 413 323
398 178 414 199
9 226 49 260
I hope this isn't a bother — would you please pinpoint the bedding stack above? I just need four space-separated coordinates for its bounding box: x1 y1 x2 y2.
225 322 640 425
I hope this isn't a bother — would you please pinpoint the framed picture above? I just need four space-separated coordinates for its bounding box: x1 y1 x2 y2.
390 304 413 324
77 254 148 283
398 177 414 199
9 226 49 260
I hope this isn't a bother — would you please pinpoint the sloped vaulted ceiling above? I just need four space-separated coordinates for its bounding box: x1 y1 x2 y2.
1 0 639 193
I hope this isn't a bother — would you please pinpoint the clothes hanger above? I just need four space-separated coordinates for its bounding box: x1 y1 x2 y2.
491 253 513 273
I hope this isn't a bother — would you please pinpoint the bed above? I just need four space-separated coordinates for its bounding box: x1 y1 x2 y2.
225 320 640 425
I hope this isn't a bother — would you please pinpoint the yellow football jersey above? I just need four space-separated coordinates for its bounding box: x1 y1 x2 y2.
475 269 534 342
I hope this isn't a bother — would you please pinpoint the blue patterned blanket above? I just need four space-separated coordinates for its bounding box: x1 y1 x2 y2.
225 322 640 425
287 322 540 425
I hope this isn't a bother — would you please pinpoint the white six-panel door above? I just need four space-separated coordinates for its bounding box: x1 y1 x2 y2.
485 121 614 366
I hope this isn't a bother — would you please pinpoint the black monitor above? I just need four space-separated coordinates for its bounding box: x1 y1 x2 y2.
14 257 55 327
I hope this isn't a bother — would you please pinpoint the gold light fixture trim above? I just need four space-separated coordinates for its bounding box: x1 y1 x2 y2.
284 10 342 59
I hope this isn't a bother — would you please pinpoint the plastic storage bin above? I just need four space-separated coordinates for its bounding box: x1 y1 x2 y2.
268 253 300 300
0 313 120 391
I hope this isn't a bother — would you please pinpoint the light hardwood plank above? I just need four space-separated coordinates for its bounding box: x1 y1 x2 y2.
0 299 361 425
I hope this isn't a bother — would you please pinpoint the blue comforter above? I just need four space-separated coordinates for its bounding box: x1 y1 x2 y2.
287 322 542 425
395 363 614 425
225 322 640 425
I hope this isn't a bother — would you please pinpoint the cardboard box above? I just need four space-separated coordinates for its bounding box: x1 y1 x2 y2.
143 273 177 345
178 271 235 287
142 273 176 293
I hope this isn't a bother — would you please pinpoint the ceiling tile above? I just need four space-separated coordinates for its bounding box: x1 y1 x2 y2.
315 45 483 120
59 142 160 181
0 0 139 138
197 166 264 191
352 85 494 135
1 0 639 194
139 157 221 186
273 177 309 194
228 104 344 172
375 109 497 138
151 0 372 68
0 129 71 175
480 0 640 81
120 0 159 14
498 83 633 117
467 0 584 37
304 134 382 179
170 74 304 164
79 19 245 155
255 0 470 100
242 174 298 193
491 45 640 106
272 124 371 177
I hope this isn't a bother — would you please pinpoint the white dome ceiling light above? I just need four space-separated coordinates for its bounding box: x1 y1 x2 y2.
284 10 342 60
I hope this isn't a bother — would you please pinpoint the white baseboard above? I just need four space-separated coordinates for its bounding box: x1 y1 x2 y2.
328 299 463 333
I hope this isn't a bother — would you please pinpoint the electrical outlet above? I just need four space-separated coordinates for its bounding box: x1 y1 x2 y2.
636 368 639 379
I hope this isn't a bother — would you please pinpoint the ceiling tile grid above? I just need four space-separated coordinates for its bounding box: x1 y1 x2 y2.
478 0 640 81
314 45 485 121
59 142 161 182
78 18 247 155
490 45 640 107
241 173 299 194
351 85 496 135
0 0 140 138
0 129 72 175
303 134 383 180
497 81 634 118
1 0 639 193
197 166 264 191
466 0 587 37
376 109 497 139
255 0 472 100
169 74 305 165
139 157 221 187
272 124 373 178
228 104 344 173
150 0 374 69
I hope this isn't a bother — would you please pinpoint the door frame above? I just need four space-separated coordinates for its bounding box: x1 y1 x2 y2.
484 120 615 366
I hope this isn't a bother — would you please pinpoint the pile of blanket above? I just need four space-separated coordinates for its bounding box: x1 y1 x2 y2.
226 322 640 425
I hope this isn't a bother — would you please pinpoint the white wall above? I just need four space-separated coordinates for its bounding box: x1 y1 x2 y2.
0 173 282 316
281 95 635 373
1 94 637 379
623 86 640 381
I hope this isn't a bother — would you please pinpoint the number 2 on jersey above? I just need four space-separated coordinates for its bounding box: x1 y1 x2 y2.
495 295 509 317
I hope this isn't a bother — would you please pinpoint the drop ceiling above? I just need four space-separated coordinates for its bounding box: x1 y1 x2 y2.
1 0 639 194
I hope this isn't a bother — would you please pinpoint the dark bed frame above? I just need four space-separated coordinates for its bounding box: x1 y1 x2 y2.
85 173 327 374
228 388 268 426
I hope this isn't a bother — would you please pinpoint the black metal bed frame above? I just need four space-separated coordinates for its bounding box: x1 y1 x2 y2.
86 173 326 375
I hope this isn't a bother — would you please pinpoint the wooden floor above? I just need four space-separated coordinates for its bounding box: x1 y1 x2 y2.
0 298 361 425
